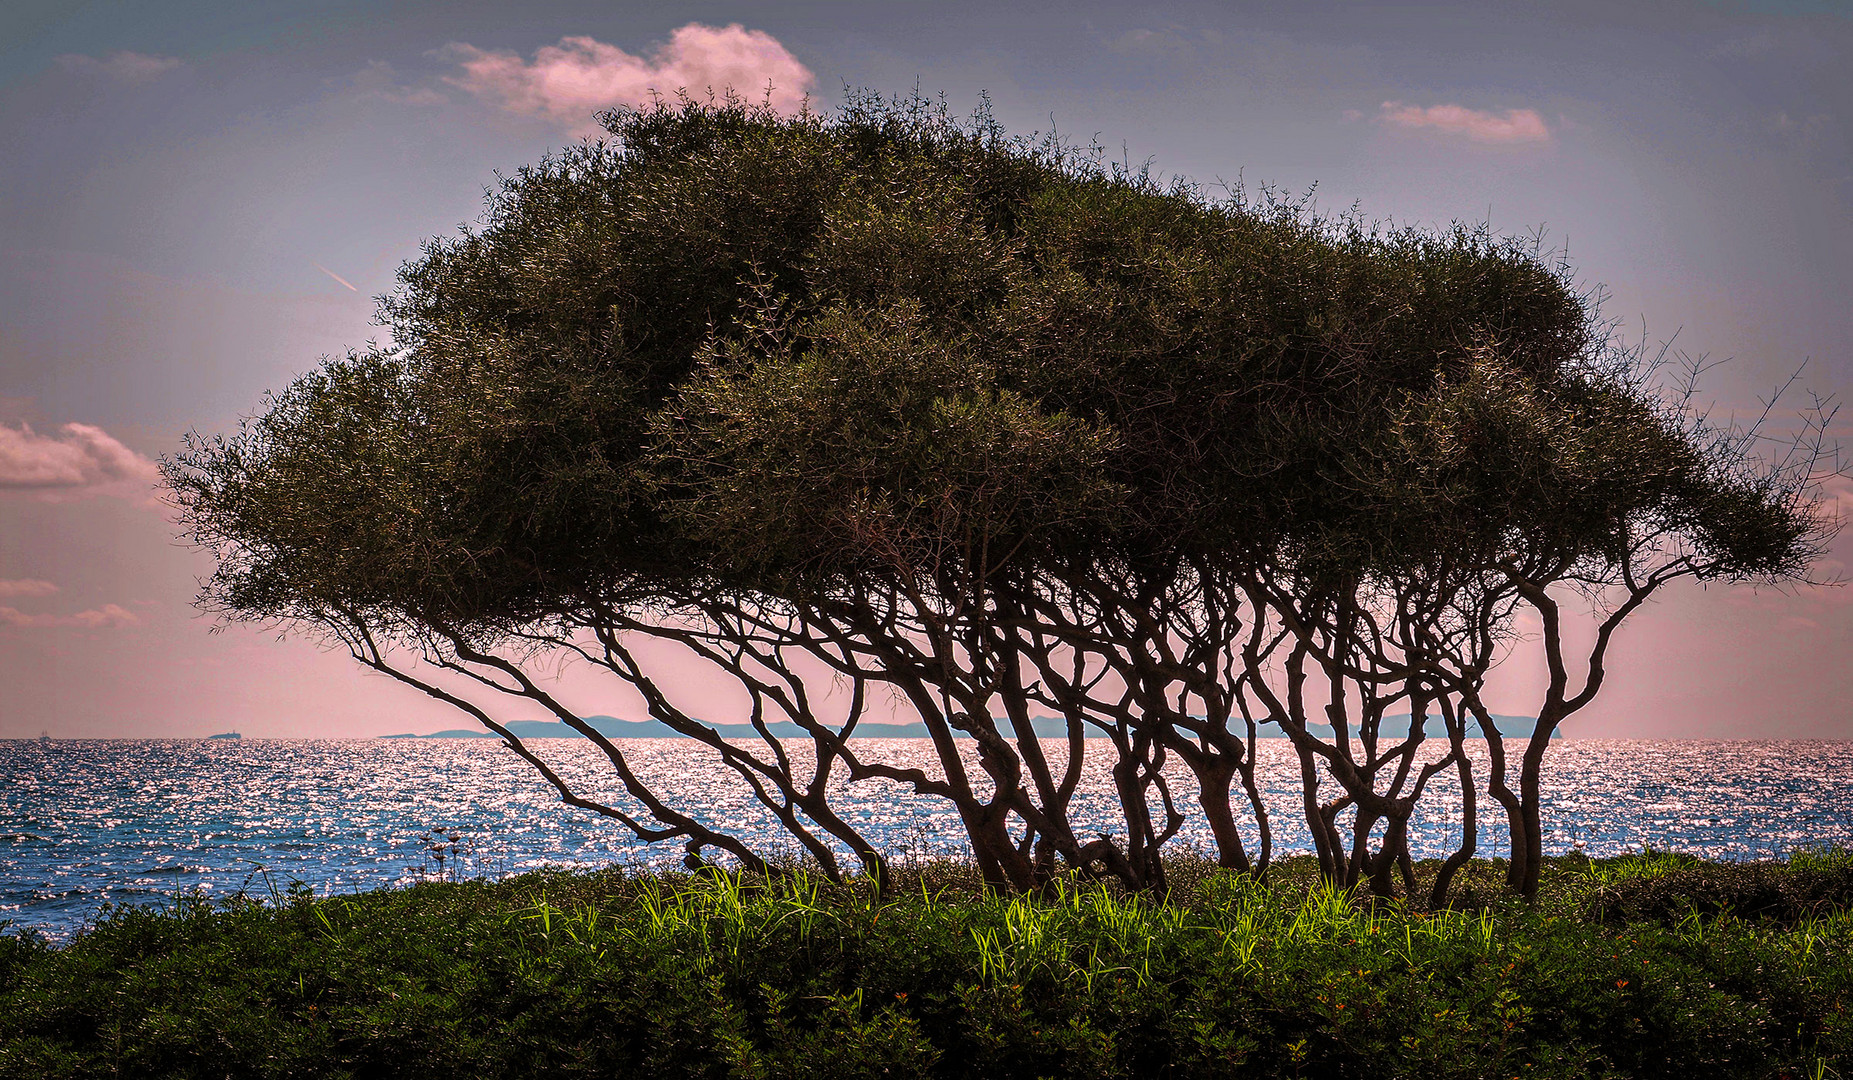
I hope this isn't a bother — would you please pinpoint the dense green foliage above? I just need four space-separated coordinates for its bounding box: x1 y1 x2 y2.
3 853 1849 1078
167 92 1813 632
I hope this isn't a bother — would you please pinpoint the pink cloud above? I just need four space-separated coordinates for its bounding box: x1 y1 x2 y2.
339 60 450 107
1378 101 1551 144
313 262 359 292
442 24 814 135
0 421 160 495
0 580 59 598
56 51 184 82
0 603 140 629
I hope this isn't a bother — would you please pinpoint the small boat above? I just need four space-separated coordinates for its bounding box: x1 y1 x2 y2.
38 730 51 744
207 731 242 740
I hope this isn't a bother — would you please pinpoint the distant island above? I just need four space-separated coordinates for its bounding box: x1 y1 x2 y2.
381 715 1539 741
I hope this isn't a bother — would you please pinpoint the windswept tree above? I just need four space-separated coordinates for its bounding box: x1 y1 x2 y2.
1395 352 1837 896
167 92 1831 896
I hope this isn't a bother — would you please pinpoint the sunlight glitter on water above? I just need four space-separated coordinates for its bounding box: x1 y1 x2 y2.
2 738 1849 936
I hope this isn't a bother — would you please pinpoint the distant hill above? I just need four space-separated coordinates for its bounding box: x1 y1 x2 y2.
381 713 1539 740
381 716 1059 740
1300 714 1540 740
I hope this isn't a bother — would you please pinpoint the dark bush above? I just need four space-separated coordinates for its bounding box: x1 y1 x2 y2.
1 855 1848 1079
1582 851 1853 926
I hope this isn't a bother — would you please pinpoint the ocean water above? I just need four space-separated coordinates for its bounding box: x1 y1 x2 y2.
2 738 1850 938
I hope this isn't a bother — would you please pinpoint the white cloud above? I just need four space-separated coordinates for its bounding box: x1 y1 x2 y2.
441 23 814 136
0 603 140 629
0 580 59 598
1378 101 1551 144
0 421 160 495
55 51 184 82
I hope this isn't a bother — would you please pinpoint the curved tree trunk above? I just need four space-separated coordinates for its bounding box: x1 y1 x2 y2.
1515 720 1558 898
1429 751 1478 908
1239 751 1274 881
1194 757 1251 872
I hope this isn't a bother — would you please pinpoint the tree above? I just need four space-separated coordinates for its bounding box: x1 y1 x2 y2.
1441 357 1835 896
166 92 1832 896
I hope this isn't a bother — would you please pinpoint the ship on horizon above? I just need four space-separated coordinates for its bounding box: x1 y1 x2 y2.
206 731 241 741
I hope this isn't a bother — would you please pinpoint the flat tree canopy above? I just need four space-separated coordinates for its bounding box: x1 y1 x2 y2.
167 94 1828 895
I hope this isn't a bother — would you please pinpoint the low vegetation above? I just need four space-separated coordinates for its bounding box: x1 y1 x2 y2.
2 852 1849 1078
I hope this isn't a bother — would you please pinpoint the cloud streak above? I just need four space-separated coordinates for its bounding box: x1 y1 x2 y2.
1379 101 1551 144
0 422 159 494
56 51 184 82
313 262 359 292
0 603 140 629
0 580 59 598
442 24 813 135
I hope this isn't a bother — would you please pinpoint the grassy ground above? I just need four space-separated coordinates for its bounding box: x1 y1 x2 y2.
1 851 1849 1079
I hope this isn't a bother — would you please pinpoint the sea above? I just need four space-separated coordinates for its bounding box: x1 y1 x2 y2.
3 738 1850 939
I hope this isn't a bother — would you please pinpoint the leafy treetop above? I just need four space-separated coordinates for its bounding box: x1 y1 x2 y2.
166 93 1821 641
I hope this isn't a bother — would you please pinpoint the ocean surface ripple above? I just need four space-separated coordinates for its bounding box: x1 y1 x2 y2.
3 738 1850 937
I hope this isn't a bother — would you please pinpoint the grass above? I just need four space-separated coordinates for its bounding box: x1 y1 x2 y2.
1 853 1849 1078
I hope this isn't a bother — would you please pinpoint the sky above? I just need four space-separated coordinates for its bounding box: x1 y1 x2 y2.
0 0 1848 740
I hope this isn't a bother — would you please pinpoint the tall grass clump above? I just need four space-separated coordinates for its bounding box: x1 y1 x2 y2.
0 854 1849 1078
